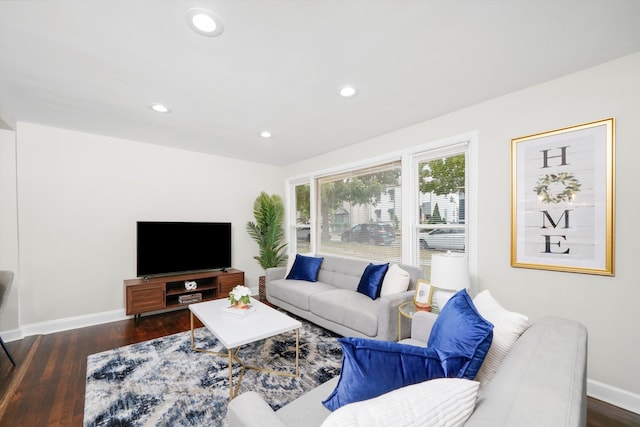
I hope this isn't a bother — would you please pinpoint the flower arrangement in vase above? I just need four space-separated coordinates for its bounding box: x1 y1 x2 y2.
229 285 252 309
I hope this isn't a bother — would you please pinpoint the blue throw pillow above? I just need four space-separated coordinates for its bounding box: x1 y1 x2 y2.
356 263 389 300
286 254 324 282
427 289 494 380
322 337 468 411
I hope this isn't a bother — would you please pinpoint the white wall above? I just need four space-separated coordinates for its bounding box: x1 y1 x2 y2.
284 52 640 411
0 128 20 336
13 123 284 328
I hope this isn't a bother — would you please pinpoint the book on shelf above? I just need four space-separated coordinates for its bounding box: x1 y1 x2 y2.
178 293 202 304
222 304 256 318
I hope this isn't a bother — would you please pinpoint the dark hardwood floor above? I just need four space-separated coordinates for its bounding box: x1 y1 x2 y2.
0 309 638 426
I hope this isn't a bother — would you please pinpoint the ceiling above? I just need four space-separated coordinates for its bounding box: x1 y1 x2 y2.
1 1 639 166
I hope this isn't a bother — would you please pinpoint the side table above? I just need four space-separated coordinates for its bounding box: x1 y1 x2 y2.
398 300 432 340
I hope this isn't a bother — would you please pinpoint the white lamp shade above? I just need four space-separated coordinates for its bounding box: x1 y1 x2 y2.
430 253 470 291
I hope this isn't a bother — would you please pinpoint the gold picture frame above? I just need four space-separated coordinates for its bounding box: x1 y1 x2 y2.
414 279 433 305
511 118 615 275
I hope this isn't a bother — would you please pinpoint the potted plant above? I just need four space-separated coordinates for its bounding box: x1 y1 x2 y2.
228 285 252 308
246 192 288 300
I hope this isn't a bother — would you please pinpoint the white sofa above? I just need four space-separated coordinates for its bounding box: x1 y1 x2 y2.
265 254 424 341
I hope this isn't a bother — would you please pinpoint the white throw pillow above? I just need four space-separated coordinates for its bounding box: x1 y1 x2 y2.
379 264 410 297
321 378 479 427
473 290 529 386
285 256 296 276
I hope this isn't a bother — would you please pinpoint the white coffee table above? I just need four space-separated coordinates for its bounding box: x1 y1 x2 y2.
188 297 302 399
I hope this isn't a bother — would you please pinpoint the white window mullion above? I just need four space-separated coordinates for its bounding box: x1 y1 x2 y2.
467 131 478 293
401 152 414 265
309 177 317 254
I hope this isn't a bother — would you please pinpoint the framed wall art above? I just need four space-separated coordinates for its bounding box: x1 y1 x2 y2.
511 118 615 275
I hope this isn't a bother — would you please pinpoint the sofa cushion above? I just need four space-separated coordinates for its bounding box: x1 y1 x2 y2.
286 254 324 282
285 255 296 276
356 263 389 300
321 378 479 427
427 289 494 380
379 264 410 297
309 289 379 336
316 256 371 291
322 337 468 411
269 279 337 311
473 290 529 386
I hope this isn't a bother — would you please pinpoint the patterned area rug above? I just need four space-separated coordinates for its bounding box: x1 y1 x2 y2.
84 319 342 427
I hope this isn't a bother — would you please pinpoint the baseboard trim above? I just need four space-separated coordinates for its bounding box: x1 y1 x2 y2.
588 378 640 415
18 309 127 338
1 328 22 343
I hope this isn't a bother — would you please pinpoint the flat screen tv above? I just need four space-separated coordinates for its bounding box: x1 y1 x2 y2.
136 221 232 277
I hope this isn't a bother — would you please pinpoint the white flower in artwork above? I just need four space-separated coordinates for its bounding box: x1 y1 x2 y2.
229 285 252 306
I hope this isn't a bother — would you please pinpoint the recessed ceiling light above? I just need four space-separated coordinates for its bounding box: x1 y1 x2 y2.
259 130 273 139
149 103 171 113
185 8 224 37
339 85 358 98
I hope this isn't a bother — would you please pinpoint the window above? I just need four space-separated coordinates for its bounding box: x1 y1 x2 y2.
316 161 401 264
291 182 311 254
415 147 468 280
286 133 475 283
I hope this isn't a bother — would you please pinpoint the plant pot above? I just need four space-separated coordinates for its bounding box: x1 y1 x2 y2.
259 275 266 301
234 302 250 309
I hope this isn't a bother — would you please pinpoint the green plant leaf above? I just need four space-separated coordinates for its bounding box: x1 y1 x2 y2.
246 192 288 270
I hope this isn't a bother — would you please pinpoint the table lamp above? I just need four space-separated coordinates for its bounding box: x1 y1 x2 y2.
430 252 470 311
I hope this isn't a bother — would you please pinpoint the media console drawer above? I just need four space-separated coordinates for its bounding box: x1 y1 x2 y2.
124 269 245 322
218 272 244 295
126 283 165 314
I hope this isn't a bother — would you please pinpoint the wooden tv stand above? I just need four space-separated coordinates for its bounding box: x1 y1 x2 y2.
124 269 244 323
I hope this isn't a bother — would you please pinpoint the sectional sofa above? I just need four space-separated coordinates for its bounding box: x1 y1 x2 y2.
227 314 588 426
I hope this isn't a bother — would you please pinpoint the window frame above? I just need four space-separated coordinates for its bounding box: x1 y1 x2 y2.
285 131 478 290
286 178 314 255
411 143 470 281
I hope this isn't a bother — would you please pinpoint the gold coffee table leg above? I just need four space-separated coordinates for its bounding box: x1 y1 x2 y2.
190 311 195 349
295 328 300 376
228 349 233 400
242 327 300 380
190 320 300 400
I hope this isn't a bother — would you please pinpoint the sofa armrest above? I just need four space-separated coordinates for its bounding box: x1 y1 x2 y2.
376 290 414 341
465 317 587 427
227 391 286 427
266 266 286 283
410 311 438 343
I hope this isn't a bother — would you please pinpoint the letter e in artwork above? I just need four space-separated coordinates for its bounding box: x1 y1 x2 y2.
541 235 570 254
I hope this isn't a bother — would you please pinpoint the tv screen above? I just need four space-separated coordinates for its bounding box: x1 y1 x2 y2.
136 221 231 277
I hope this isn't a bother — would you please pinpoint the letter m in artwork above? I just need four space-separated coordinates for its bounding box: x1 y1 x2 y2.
541 210 572 229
